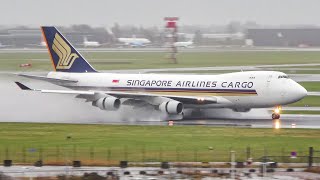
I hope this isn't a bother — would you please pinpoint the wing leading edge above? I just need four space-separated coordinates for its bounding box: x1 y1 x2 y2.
18 74 78 84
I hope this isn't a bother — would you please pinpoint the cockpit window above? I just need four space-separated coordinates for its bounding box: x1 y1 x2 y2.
278 75 289 79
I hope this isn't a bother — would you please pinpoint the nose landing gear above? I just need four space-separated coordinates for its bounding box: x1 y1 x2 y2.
272 106 281 119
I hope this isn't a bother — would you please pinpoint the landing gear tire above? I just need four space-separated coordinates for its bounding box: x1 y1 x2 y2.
272 113 280 119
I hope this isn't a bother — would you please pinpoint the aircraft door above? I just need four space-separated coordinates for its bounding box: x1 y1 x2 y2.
265 74 273 95
266 74 286 101
279 77 287 98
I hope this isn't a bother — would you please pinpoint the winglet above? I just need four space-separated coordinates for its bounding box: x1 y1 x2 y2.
15 82 31 90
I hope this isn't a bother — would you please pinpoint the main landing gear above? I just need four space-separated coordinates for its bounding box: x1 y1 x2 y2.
272 106 281 119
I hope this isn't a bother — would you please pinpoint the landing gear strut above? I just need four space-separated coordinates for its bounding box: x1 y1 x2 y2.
272 106 281 119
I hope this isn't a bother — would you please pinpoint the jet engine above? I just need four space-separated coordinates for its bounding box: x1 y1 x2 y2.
159 100 183 114
93 96 121 111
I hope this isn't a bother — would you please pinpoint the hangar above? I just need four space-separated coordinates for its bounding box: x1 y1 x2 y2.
247 28 320 47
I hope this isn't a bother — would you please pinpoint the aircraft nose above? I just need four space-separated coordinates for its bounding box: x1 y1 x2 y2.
295 83 307 100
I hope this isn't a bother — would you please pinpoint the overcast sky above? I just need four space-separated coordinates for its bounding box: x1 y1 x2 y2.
1 0 319 27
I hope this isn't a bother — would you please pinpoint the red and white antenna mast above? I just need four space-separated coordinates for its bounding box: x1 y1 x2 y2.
164 17 179 64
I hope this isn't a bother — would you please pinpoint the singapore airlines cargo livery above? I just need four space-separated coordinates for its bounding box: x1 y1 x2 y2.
15 26 307 120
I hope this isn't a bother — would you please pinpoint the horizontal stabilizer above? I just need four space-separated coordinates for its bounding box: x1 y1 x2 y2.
15 82 31 90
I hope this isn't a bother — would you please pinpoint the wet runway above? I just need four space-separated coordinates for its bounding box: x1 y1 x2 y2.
1 63 320 128
75 114 319 129
174 115 320 129
0 165 312 179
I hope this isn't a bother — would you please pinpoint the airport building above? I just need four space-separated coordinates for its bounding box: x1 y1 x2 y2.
0 28 107 48
247 28 320 47
2 26 320 48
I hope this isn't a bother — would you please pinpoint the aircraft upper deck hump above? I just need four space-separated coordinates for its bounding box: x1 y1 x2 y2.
41 26 97 73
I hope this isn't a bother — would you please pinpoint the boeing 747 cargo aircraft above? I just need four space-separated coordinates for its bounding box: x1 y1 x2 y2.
15 27 307 120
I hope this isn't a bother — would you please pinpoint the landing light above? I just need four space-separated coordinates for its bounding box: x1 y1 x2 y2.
274 106 281 114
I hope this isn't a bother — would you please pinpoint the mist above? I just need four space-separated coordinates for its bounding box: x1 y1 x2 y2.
1 0 320 27
0 74 123 123
0 73 176 124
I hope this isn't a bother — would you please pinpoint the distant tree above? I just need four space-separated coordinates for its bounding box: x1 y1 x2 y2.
94 27 110 44
130 26 139 37
71 24 93 33
226 21 242 33
243 21 259 29
193 30 203 45
140 26 159 43
111 23 121 38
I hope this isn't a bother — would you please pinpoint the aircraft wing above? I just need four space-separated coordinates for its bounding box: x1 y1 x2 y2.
15 82 93 95
15 82 229 105
99 91 220 105
18 74 78 83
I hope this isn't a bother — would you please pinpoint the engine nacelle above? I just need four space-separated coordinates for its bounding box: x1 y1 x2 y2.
159 101 183 114
93 96 121 111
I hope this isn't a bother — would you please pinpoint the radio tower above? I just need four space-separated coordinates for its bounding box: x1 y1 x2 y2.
164 17 179 64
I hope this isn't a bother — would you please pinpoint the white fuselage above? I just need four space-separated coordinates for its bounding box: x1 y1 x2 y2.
174 41 193 48
83 41 100 47
47 71 307 110
118 38 151 47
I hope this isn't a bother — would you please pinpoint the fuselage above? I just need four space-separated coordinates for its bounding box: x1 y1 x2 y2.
83 41 100 47
47 71 307 109
174 41 193 48
118 38 151 47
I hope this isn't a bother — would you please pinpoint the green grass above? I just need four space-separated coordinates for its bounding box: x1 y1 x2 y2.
300 82 320 91
291 82 320 109
289 82 320 109
289 96 320 107
0 123 319 164
2 51 320 71
278 70 320 74
283 110 320 115
278 65 320 69
153 69 320 74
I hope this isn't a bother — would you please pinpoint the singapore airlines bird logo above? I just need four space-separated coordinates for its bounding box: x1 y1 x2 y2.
52 33 79 69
